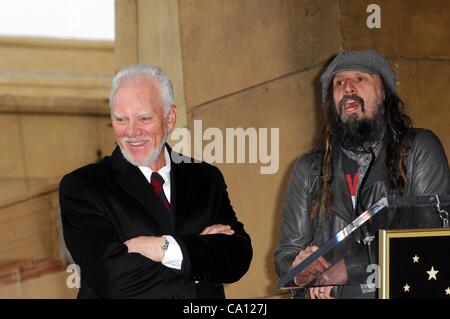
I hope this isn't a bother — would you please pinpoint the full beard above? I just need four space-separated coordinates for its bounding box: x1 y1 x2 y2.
120 133 168 167
332 98 386 151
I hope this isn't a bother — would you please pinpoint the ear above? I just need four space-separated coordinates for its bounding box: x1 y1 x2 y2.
165 105 177 133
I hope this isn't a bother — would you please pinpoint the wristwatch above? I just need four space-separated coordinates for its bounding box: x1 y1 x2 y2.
161 237 169 254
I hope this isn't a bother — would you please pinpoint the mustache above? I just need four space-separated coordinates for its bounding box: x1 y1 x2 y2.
338 95 365 115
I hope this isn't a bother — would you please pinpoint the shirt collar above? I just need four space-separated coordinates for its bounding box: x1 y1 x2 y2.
137 146 171 184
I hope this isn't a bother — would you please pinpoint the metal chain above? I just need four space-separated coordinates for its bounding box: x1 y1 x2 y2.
436 195 449 228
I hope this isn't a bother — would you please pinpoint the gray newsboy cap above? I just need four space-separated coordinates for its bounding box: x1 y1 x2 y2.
320 49 396 105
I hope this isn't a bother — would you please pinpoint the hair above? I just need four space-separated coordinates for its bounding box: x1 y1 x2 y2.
310 77 412 219
109 64 174 116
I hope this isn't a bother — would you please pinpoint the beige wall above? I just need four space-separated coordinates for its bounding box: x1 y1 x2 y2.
114 0 342 298
179 0 341 108
177 0 450 298
0 271 78 299
0 37 113 99
0 186 78 298
115 0 450 298
179 0 342 297
0 36 115 296
0 186 61 260
1 0 448 298
115 0 187 128
0 37 116 203
340 0 450 157
189 67 325 297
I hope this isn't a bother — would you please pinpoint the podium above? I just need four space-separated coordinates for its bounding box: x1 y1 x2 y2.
379 228 450 299
277 195 450 298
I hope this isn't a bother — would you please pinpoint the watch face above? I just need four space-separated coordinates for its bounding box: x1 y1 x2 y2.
161 238 169 252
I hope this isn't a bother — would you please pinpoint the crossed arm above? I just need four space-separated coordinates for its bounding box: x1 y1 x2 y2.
124 224 235 262
60 168 252 297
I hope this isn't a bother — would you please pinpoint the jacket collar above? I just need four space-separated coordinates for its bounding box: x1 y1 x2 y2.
328 143 390 223
328 147 355 223
110 145 171 232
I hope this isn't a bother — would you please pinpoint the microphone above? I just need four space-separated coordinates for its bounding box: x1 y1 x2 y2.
355 142 376 264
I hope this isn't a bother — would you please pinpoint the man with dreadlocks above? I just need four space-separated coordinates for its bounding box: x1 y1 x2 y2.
275 50 449 299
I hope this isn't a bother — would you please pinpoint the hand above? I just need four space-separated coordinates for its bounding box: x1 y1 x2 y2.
200 224 235 235
292 245 331 286
309 259 348 299
315 258 348 286
309 286 335 299
124 236 166 262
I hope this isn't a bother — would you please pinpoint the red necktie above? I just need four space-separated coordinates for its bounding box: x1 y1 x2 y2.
150 172 170 212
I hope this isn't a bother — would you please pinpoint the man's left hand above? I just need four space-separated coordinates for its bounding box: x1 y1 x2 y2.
125 236 166 262
200 224 235 235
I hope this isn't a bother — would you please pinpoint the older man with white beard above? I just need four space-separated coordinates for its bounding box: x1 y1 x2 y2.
60 64 252 299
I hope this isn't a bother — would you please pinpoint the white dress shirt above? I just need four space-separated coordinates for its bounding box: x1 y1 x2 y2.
138 147 182 270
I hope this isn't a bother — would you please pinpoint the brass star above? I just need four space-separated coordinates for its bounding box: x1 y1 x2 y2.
426 266 439 280
412 255 419 263
403 283 410 292
445 287 450 296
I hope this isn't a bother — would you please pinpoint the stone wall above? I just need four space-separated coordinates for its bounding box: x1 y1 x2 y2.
1 0 448 298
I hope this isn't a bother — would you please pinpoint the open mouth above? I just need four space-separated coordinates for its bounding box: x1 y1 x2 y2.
343 99 360 113
339 95 365 115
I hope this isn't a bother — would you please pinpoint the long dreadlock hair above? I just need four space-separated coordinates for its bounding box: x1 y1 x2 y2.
310 78 412 219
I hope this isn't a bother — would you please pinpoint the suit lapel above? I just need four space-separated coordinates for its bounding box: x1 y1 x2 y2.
111 147 170 232
329 148 356 223
359 145 389 209
168 148 191 233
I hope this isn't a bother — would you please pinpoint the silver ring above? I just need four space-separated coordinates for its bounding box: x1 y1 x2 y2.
319 287 324 293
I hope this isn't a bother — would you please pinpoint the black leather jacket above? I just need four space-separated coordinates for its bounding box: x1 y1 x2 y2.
275 128 449 289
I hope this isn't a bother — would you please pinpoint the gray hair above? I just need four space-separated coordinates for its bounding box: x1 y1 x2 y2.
109 64 174 116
